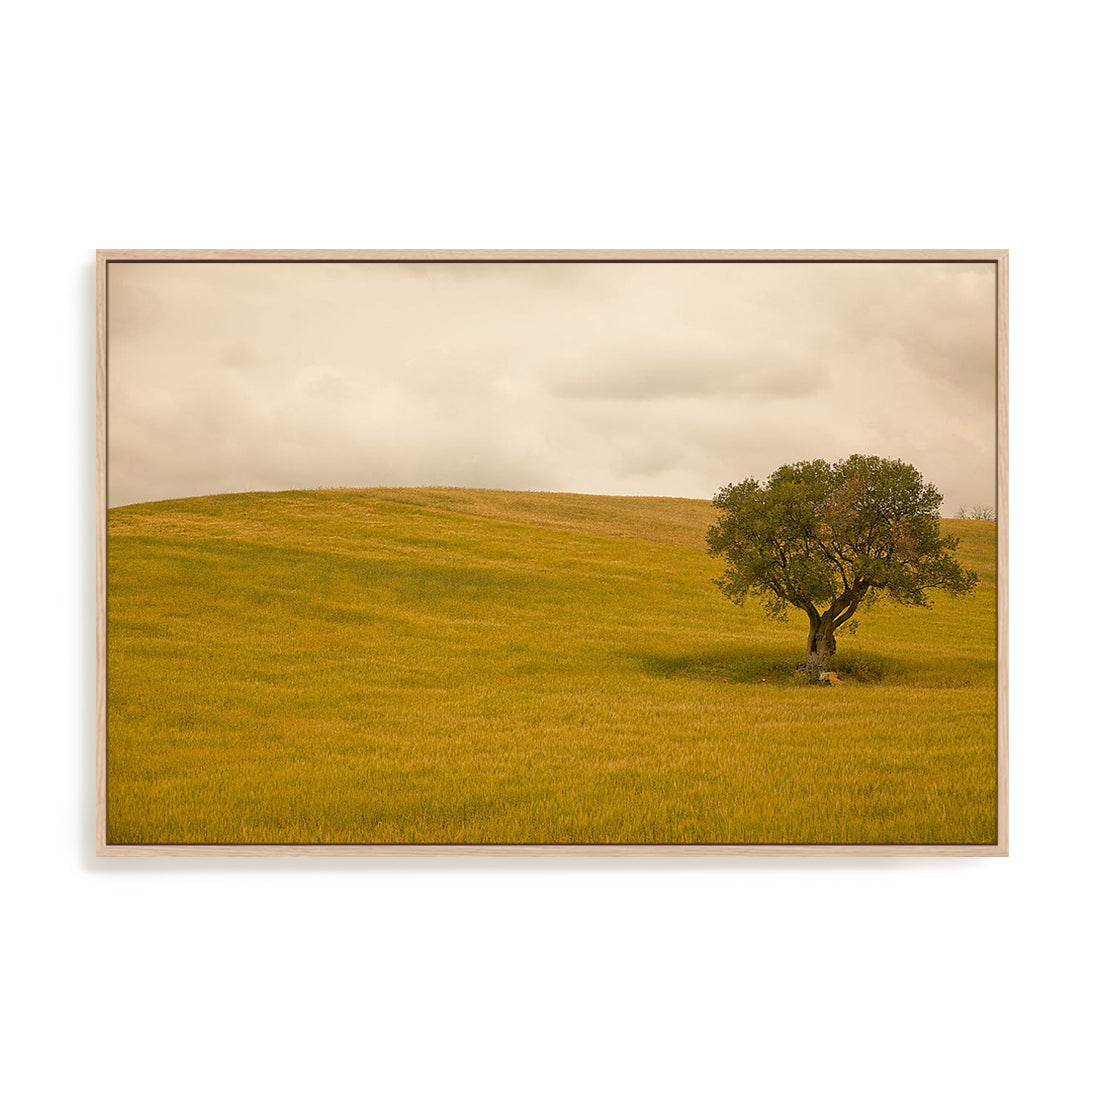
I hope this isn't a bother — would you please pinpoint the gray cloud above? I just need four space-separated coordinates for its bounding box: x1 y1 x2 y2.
547 343 825 400
108 261 996 513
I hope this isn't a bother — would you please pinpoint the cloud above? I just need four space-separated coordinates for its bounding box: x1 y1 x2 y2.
107 261 996 513
547 343 825 400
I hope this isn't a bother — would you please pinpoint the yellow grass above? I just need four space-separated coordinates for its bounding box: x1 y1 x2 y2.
106 488 997 844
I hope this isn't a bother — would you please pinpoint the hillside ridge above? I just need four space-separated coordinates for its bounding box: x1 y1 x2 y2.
109 486 992 554
110 486 720 549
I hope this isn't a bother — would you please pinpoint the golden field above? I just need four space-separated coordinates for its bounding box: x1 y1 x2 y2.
106 488 997 844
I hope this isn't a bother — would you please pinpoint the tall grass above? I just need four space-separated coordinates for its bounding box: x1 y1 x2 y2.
107 489 997 844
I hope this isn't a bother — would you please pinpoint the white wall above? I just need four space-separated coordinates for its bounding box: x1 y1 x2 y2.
4 3 1101 1103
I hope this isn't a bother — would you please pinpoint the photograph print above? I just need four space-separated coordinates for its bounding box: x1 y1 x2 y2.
99 250 1006 853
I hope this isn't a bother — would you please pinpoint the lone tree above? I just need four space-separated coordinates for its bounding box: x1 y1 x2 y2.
706 455 977 680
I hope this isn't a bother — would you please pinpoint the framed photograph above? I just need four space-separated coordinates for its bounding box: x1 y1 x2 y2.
97 250 1008 856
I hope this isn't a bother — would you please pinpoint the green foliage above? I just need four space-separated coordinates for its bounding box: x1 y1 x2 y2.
706 455 978 626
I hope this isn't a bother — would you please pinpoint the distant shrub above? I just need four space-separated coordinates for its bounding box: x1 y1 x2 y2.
956 505 995 521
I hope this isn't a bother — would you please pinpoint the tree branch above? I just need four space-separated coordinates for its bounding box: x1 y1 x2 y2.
831 583 870 629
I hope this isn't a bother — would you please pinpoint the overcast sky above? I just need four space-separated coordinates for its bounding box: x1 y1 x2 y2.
108 261 996 511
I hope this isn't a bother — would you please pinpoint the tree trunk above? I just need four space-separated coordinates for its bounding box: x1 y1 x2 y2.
805 612 837 681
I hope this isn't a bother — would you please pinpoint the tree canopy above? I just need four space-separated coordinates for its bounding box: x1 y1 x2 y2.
706 455 978 678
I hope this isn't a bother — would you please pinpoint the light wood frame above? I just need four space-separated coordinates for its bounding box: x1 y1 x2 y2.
96 249 1009 857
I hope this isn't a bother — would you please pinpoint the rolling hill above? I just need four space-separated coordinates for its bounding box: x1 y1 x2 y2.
106 488 997 844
